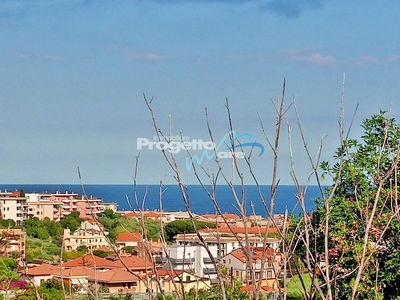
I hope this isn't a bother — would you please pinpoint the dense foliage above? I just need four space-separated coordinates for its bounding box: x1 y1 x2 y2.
164 220 217 242
98 210 161 241
309 111 400 299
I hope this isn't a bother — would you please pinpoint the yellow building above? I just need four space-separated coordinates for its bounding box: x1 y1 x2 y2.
63 220 110 251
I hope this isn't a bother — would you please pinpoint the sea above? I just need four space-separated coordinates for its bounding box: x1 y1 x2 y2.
0 184 325 217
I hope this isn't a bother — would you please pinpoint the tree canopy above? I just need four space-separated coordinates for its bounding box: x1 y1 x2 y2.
309 111 400 299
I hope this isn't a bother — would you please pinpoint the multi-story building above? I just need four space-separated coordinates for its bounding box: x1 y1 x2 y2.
26 193 62 221
174 232 280 258
0 228 26 266
220 246 283 289
115 232 142 253
63 220 109 251
0 190 28 225
25 191 104 221
163 243 219 282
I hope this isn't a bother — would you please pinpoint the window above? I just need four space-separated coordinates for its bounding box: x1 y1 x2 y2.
186 276 190 282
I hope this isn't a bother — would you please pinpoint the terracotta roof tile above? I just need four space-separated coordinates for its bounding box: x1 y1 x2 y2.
116 232 142 242
53 266 95 278
109 256 153 270
62 254 115 268
88 269 139 283
22 263 60 276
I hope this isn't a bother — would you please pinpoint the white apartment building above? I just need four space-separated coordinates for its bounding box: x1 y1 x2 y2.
164 244 219 282
0 190 28 225
174 232 280 258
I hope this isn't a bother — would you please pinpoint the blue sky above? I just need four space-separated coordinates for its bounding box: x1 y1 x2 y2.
1 0 399 185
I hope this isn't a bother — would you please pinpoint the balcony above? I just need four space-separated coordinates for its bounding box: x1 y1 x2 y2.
203 268 217 275
203 257 219 264
168 257 195 264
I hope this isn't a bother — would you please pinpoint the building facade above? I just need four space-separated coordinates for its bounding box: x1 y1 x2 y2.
0 190 28 225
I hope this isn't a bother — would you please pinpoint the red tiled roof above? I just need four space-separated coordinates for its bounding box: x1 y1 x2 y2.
116 232 142 242
110 256 153 270
53 266 95 278
10 191 21 197
123 212 140 218
149 269 184 279
228 247 280 263
22 263 60 276
88 269 139 283
87 219 104 227
62 254 115 268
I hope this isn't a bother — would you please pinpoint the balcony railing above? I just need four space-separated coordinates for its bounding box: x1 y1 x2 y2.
168 257 195 264
203 268 217 274
203 257 219 264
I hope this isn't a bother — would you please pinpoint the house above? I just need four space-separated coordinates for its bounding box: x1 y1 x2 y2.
199 225 280 239
63 220 109 251
115 232 142 253
99 202 118 213
87 269 142 294
220 246 283 288
123 211 176 223
106 255 153 274
0 228 26 266
148 269 211 294
52 267 95 292
62 254 115 269
20 263 60 287
201 213 242 226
